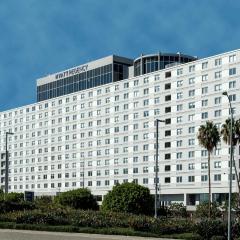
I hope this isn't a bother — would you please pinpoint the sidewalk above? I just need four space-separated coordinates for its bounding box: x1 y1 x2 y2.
0 229 179 240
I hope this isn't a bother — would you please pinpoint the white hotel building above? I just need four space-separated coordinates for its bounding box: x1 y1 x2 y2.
0 49 239 206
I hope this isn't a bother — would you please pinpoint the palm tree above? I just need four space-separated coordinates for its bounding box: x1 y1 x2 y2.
198 121 220 218
221 118 240 202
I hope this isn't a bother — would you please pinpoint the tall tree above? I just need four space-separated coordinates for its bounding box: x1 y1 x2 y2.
221 118 240 200
198 121 220 218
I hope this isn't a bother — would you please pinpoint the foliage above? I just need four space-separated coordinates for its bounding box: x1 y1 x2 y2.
198 121 220 218
55 188 98 210
5 192 24 202
0 192 34 213
168 203 187 218
210 236 226 240
72 210 130 228
101 182 154 215
195 202 222 219
34 196 56 211
198 121 220 153
221 118 240 146
195 219 227 240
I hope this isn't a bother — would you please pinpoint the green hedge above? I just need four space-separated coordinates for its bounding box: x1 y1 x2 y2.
0 208 193 235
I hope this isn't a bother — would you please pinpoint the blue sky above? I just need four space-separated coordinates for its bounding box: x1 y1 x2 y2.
0 0 239 111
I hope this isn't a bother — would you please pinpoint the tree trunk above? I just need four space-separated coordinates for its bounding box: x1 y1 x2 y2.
208 151 211 219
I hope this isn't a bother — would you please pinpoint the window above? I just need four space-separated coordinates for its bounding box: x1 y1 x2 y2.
214 110 221 117
165 83 171 90
165 107 171 113
189 77 195 84
189 65 195 72
188 102 195 109
201 162 208 169
202 99 208 107
177 128 182 135
202 87 208 94
188 139 195 146
165 165 171 171
215 58 222 66
229 68 236 76
201 150 208 157
177 104 183 111
134 79 139 86
229 81 236 89
229 94 236 102
214 97 221 105
165 95 171 101
176 176 182 183
214 84 222 91
189 90 195 97
155 86 160 92
202 112 208 119
188 114 194 121
189 126 195 133
229 54 236 63
154 75 160 81
215 71 222 79
202 74 208 81
214 161 221 168
165 71 171 78
177 116 182 123
176 164 182 171
188 151 195 158
165 153 171 161
177 140 182 147
165 177 171 183
188 176 195 182
177 80 183 87
188 163 195 170
201 175 208 182
214 174 221 181
202 62 208 69
177 92 183 99
177 68 183 75
177 152 182 159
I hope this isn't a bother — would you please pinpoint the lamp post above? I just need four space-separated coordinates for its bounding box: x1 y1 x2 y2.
222 91 233 240
5 131 14 195
155 119 165 218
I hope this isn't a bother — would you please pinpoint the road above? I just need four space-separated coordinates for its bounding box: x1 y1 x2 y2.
0 229 178 240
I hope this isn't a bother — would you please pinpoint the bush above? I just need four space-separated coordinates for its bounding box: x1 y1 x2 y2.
101 182 154 215
195 202 222 219
210 236 226 240
5 192 24 202
55 188 98 210
195 219 227 240
168 203 187 218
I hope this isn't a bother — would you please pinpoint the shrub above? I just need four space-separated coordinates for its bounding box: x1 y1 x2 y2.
101 182 154 215
210 236 226 240
128 215 154 232
150 218 194 235
195 219 227 240
168 203 187 218
195 202 222 219
5 192 24 202
55 188 98 210
72 210 130 228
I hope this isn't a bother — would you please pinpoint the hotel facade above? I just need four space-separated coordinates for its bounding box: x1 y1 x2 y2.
0 50 239 207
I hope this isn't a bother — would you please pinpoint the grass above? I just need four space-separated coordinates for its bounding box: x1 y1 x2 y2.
0 221 198 239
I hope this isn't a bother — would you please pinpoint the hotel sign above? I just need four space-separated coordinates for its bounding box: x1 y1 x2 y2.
55 65 88 80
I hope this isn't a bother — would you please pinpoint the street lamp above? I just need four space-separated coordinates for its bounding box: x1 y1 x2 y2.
222 91 233 240
5 131 14 195
155 119 165 218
